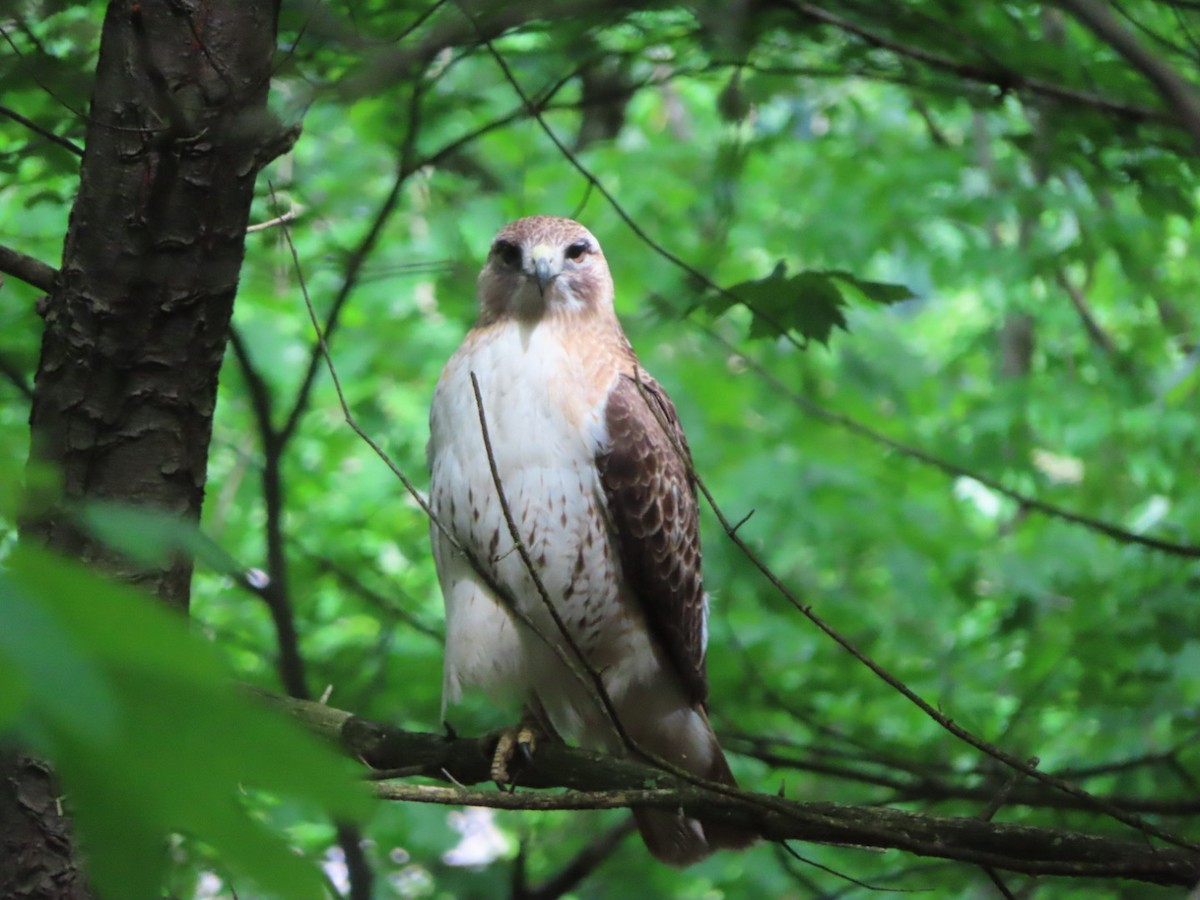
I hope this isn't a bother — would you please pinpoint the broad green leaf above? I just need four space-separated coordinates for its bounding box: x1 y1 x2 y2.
0 546 370 900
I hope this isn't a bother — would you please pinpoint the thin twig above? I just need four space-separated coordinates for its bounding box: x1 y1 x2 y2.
699 321 1200 558
246 206 304 233
626 370 1198 852
512 819 635 900
0 103 84 157
0 351 33 400
468 372 631 752
783 1 1177 129
780 842 909 894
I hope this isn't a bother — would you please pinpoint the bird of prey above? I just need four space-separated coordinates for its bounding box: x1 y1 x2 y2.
428 215 752 865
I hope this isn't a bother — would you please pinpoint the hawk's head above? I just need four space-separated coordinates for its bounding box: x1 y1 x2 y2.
477 216 615 323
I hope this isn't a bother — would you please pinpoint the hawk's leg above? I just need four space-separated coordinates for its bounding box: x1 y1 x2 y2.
490 699 560 788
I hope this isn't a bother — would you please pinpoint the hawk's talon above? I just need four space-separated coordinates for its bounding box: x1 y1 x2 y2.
491 721 542 787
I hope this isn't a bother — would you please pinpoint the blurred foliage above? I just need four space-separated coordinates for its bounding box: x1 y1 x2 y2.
2 0 1199 897
0 544 370 900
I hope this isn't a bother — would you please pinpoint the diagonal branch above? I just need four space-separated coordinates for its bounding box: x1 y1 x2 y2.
627 370 1199 853
0 351 33 400
1056 0 1200 150
461 22 1200 560
782 1 1178 129
469 372 631 751
698 322 1200 558
512 819 635 900
0 103 84 157
0 245 57 293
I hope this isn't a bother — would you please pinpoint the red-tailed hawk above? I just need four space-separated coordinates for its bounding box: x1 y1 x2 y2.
428 216 752 864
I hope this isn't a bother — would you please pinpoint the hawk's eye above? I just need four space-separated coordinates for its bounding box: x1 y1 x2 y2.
492 240 521 268
565 240 590 261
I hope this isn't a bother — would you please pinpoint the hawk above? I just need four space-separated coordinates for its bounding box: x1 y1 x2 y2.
428 216 752 865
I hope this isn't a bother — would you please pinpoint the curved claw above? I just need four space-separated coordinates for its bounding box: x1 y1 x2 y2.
491 723 540 789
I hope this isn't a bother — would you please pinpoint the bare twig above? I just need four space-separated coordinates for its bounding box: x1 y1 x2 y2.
626 370 1198 852
301 542 442 641
1055 268 1119 357
468 371 631 752
246 205 304 233
699 321 1200 558
0 103 84 157
512 819 635 900
782 1 1177 129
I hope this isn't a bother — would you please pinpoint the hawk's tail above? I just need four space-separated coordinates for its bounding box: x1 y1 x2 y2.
631 707 757 866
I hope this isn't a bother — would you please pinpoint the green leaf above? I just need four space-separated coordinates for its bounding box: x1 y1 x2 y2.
715 263 848 344
77 501 248 581
826 270 918 306
0 546 370 900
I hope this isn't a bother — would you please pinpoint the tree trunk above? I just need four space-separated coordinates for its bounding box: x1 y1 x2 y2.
4 1 284 895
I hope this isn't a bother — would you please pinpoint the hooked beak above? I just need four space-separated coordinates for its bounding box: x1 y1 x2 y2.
529 244 559 295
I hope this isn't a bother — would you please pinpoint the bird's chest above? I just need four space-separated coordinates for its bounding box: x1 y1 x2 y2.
429 324 619 628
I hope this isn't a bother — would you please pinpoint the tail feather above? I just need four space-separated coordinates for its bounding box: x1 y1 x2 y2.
632 708 757 866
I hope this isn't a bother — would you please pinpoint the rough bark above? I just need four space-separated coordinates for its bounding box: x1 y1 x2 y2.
5 2 284 897
24 0 286 608
267 694 1200 888
0 755 91 900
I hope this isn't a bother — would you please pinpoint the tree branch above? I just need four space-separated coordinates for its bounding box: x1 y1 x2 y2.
0 245 57 293
264 693 1200 888
461 24 1200 560
698 321 1200 558
512 819 635 900
0 351 33 400
1056 0 1200 151
0 103 84 157
782 1 1178 130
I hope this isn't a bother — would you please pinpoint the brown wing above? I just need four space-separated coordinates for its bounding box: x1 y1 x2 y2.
596 371 708 705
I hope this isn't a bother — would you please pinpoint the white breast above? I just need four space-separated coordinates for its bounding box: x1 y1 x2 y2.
429 320 663 740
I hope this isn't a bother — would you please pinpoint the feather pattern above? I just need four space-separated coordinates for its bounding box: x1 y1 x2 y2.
427 216 754 865
596 372 709 705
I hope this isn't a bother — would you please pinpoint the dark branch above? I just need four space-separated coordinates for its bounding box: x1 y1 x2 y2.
0 245 57 293
265 693 1200 888
0 103 84 157
0 351 33 400
627 372 1198 853
228 327 310 700
512 819 636 900
782 1 1178 129
1056 0 1200 150
699 322 1200 558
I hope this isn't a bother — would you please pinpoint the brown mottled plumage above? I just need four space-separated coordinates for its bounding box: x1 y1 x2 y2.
428 216 754 865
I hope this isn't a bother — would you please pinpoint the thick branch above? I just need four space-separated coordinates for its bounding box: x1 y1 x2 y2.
266 694 1200 887
0 244 57 293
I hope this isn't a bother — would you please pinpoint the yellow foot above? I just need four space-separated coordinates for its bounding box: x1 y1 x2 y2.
491 722 540 788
